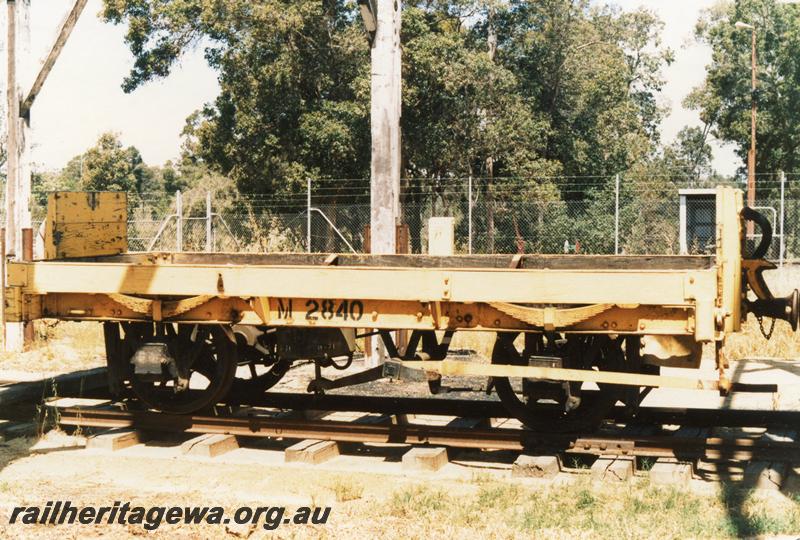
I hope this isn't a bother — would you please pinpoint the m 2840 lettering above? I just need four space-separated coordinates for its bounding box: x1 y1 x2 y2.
305 299 364 321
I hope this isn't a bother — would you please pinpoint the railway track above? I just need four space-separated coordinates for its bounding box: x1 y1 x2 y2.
48 398 800 464
228 391 800 429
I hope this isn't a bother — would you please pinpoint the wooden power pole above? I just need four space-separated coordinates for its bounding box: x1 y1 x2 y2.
5 0 31 352
4 0 87 351
367 0 402 366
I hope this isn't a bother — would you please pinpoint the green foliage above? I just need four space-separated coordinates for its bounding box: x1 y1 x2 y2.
690 0 800 188
39 133 234 220
56 132 155 194
495 0 673 182
106 0 370 200
100 0 673 201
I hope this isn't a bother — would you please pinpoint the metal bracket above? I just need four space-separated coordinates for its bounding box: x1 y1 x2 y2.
382 360 429 382
306 359 431 394
573 438 635 455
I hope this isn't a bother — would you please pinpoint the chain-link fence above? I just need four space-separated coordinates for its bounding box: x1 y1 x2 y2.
20 173 800 262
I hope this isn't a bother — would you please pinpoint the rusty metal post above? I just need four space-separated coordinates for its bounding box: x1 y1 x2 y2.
205 191 212 253
747 26 757 237
1 227 5 349
21 228 33 348
21 228 32 262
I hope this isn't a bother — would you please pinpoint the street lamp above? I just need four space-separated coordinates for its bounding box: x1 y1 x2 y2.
734 20 757 237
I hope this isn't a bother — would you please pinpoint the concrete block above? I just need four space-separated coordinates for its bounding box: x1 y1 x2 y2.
87 429 145 451
591 457 633 483
428 217 455 256
512 454 560 479
180 434 239 458
402 447 449 472
650 458 692 486
743 461 788 491
285 439 340 465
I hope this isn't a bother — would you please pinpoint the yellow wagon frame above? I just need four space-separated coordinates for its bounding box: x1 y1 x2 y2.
4 186 746 392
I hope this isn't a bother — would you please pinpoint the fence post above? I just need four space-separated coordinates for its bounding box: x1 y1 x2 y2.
206 191 213 253
307 178 312 253
176 190 183 252
468 175 473 255
614 174 620 255
780 171 786 267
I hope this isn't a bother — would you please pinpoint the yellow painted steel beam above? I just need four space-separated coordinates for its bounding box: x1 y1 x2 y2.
715 186 743 333
401 359 723 391
8 294 695 335
7 293 698 336
8 262 716 306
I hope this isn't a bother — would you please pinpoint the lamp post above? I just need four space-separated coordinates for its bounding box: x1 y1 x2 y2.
734 21 757 236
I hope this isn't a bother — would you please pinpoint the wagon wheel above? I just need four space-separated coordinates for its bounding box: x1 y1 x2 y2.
229 329 291 396
125 323 238 414
491 332 635 433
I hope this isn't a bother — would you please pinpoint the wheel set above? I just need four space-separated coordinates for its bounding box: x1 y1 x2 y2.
491 332 646 432
104 322 650 431
103 322 293 414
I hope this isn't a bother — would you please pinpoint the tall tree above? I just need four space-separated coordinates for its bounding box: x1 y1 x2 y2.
663 126 715 182
494 1 673 188
58 132 154 193
102 0 671 190
105 0 370 203
689 0 800 186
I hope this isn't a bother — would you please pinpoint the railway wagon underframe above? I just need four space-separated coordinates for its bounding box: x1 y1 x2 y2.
4 187 799 431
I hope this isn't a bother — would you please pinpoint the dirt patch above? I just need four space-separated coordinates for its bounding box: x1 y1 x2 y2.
0 435 797 539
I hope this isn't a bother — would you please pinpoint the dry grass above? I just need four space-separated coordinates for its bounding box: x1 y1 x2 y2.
384 480 800 539
725 265 800 360
450 330 497 359
726 316 800 360
326 477 365 503
0 321 105 374
1 440 798 539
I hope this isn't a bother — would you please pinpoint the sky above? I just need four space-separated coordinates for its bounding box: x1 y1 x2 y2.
3 0 739 176
610 0 739 175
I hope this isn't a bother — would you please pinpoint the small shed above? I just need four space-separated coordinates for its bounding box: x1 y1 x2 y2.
679 188 716 255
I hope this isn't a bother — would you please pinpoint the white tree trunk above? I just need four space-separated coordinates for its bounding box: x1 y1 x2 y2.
367 0 402 366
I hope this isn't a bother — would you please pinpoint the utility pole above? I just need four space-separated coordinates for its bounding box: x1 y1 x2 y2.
735 20 757 237
366 0 401 366
748 25 757 236
780 171 785 267
467 176 473 255
369 0 401 256
5 0 32 352
3 0 86 351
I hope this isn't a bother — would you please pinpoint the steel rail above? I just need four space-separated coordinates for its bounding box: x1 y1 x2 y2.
54 406 800 461
227 391 800 428
51 387 800 429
